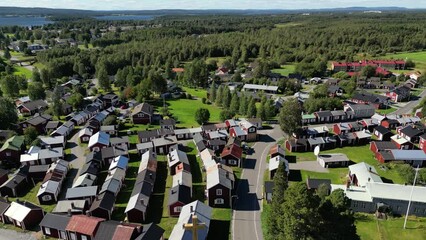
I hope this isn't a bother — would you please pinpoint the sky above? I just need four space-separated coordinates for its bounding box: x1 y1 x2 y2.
1 0 425 11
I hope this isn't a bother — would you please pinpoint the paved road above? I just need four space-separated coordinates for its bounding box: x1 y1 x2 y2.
393 89 426 115
0 228 37 240
232 125 284 240
67 131 86 183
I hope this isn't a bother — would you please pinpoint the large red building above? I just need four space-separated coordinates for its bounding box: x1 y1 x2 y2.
332 60 405 76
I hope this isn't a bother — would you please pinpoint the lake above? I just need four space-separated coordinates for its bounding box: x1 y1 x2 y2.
94 15 155 21
0 16 53 27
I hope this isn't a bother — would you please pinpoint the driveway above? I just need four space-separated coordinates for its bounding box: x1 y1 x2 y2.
0 228 37 240
232 125 284 240
289 161 329 173
65 131 86 185
393 89 426 115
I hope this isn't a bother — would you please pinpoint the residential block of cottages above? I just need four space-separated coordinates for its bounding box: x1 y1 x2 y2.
331 60 405 76
331 162 426 217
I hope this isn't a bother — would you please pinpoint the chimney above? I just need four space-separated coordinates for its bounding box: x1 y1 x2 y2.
68 209 72 217
190 206 194 213
71 202 75 209
369 167 372 172
368 177 371 182
140 199 145 206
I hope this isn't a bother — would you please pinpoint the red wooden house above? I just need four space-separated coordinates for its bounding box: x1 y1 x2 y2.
419 134 426 153
66 215 104 240
131 103 154 124
220 144 243 167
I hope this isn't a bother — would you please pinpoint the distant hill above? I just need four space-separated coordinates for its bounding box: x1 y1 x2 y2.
0 6 419 17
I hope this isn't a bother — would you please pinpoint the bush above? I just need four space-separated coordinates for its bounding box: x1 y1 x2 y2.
202 97 207 104
187 93 192 99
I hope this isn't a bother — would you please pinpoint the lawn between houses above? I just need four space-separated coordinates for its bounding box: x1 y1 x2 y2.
144 143 232 239
285 144 405 185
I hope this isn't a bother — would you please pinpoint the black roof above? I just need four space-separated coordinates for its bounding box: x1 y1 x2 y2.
352 92 389 104
168 185 191 206
90 191 115 212
101 147 116 159
93 220 120 240
138 130 159 140
264 181 274 194
22 99 48 111
86 151 103 164
0 197 10 214
1 173 27 189
0 168 8 177
135 169 156 187
25 114 52 126
374 125 391 135
135 223 165 240
39 213 71 231
400 125 423 138
196 141 207 152
45 121 62 129
315 111 333 118
28 165 50 173
208 139 226 146
80 162 100 176
306 178 331 190
193 133 204 144
373 141 398 151
380 150 395 161
160 118 176 126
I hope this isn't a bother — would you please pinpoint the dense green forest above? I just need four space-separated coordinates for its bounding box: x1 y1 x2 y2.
1 12 426 102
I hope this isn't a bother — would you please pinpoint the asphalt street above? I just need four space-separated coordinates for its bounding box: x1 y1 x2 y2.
232 125 284 240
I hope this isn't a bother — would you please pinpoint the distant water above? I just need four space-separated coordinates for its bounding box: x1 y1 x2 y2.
0 16 53 27
94 15 155 21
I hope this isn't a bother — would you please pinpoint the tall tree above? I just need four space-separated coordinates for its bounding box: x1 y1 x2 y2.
278 98 302 135
0 75 19 98
28 82 46 100
0 97 18 130
3 48 11 60
215 85 224 107
247 97 257 118
266 162 288 239
230 93 240 115
209 82 217 103
239 93 248 116
52 87 63 118
222 86 232 108
282 182 321 240
32 68 41 82
97 65 111 91
195 108 210 125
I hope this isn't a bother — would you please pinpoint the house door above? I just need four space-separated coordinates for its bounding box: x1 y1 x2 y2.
159 147 164 154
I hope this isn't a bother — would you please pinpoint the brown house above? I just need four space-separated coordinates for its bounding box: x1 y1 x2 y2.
168 185 191 217
4 201 44 230
220 144 243 167
66 215 105 240
0 197 11 224
19 114 53 134
40 213 71 239
132 103 154 124
0 135 25 165
88 191 115 220
206 164 234 208
17 99 48 116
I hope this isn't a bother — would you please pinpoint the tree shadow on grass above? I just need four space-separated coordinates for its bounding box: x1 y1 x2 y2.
288 169 302 181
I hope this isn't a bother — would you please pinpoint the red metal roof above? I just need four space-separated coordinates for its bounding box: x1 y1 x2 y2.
66 215 104 236
220 143 242 159
112 225 137 240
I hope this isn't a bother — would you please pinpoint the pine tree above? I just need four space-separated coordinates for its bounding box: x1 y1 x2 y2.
215 85 224 107
278 98 302 135
209 82 217 103
257 103 266 120
222 86 232 108
97 66 111 91
266 162 288 239
230 93 240 115
239 93 247 116
247 97 257 118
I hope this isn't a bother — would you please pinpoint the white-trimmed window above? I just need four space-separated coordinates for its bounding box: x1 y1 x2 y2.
81 236 88 240
229 160 237 165
16 221 21 226
70 233 77 240
44 227 51 235
174 206 182 213
214 198 224 205
216 189 223 196
249 128 256 133
42 195 52 201
5 152 11 157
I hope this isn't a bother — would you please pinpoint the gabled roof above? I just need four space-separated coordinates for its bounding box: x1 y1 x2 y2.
206 164 234 189
112 224 139 240
89 191 115 212
391 134 409 145
349 162 383 187
269 155 289 172
168 149 189 168
315 111 332 118
88 131 110 148
306 178 331 190
172 171 192 189
109 155 129 171
66 186 98 199
93 220 120 240
0 197 10 214
53 200 87 214
39 213 70 231
39 136 65 146
374 125 391 135
0 135 24 152
100 178 121 195
230 126 246 137
5 201 41 222
135 223 165 240
66 215 104 236
139 150 157 173
170 201 212 240
37 180 60 196
160 118 176 126
25 114 52 126
220 144 242 159
400 125 423 138
390 150 426 161
73 173 97 188
20 99 48 111
132 103 154 116
372 141 397 151
168 185 191 206
79 128 93 138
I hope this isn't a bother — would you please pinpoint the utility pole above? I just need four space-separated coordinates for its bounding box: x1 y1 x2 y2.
403 165 420 229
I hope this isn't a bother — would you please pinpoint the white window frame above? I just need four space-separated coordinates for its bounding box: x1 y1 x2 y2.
42 195 52 201
70 233 77 240
174 206 182 213
81 235 88 240
216 189 223 196
229 159 237 165
214 198 224 205
44 227 51 235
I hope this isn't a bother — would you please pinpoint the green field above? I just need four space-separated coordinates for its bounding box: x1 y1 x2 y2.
167 98 221 128
13 66 32 79
183 87 208 99
287 145 405 185
271 64 296 76
355 213 426 240
383 51 426 72
376 107 397 115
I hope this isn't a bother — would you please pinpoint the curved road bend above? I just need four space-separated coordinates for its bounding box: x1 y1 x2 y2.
232 125 284 240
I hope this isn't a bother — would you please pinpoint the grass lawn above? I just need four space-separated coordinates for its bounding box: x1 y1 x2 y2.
376 107 397 115
9 182 56 213
355 213 426 240
166 98 221 128
287 145 405 184
271 64 296 76
183 87 208 99
112 153 140 220
13 66 32 79
383 51 426 72
206 57 229 66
